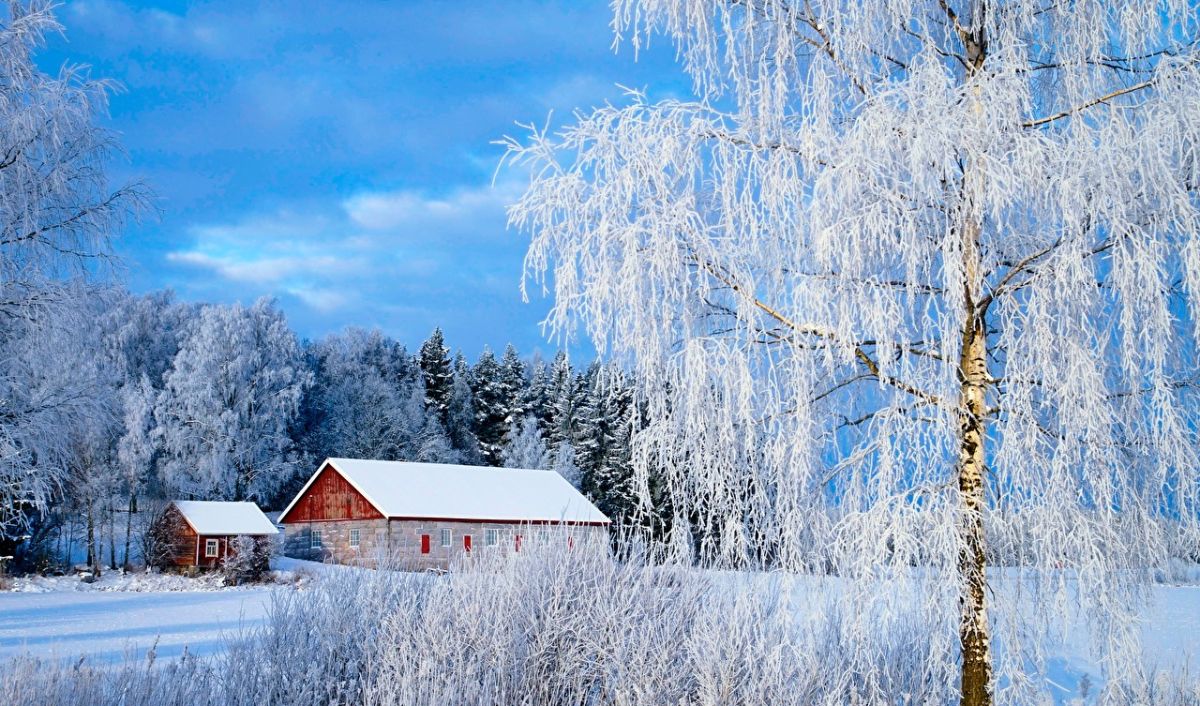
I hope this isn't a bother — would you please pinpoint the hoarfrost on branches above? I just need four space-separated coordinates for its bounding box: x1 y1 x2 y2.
503 1 1200 703
501 415 551 470
154 298 310 504
0 1 142 549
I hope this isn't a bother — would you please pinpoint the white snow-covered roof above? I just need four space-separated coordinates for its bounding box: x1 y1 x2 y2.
281 458 610 525
172 501 280 536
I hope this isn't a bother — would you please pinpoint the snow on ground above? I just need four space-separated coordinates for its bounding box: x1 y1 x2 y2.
0 556 1196 699
0 559 331 664
0 587 276 664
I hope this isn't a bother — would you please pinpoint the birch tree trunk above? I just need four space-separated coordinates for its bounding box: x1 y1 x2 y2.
957 304 991 706
957 13 992 703
123 492 136 571
85 501 96 572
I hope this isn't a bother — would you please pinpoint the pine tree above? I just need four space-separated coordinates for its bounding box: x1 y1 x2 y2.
497 343 527 438
418 328 453 423
546 352 581 450
471 348 507 465
573 363 608 488
522 357 553 435
593 376 636 520
446 352 481 464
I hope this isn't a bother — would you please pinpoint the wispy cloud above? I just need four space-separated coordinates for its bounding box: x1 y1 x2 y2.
343 180 522 233
164 179 528 336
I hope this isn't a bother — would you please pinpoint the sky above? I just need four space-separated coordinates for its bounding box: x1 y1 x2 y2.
36 0 687 358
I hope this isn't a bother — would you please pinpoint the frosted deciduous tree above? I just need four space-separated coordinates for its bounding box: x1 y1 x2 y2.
302 329 414 462
505 2 1200 704
116 374 155 568
0 2 142 555
155 299 310 503
501 415 550 470
550 439 581 489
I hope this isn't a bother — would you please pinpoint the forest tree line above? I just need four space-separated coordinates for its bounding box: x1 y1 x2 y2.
0 286 655 571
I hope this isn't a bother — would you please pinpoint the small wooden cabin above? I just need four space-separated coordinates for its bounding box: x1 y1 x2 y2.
153 500 279 570
278 458 610 570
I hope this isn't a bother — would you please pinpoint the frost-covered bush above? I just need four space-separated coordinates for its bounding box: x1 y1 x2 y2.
221 535 272 584
4 549 1198 706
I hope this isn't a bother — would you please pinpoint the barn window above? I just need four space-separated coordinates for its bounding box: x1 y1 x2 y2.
349 529 360 548
485 528 499 547
205 539 219 557
440 528 452 547
311 529 323 549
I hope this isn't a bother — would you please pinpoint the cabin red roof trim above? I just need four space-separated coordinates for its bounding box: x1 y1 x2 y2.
278 461 385 523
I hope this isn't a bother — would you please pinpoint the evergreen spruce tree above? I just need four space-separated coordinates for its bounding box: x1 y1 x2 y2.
497 343 527 440
521 357 553 435
546 351 581 450
471 348 507 465
446 352 481 464
593 374 637 520
573 364 608 499
418 328 453 422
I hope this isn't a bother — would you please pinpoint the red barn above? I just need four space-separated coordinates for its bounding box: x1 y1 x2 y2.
278 458 610 570
152 500 279 570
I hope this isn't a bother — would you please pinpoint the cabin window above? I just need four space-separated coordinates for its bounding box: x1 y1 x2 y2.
205 539 219 557
485 528 499 547
311 529 323 549
349 528 361 548
440 528 452 548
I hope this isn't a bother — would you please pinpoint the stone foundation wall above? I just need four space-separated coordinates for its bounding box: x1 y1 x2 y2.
283 519 608 571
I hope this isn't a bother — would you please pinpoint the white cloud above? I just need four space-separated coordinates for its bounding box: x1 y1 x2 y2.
343 180 523 232
166 251 349 284
66 1 231 56
166 180 523 317
286 286 350 313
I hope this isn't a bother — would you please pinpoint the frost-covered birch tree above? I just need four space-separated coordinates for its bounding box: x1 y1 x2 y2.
0 2 142 554
502 415 551 469
155 299 310 503
505 2 1200 704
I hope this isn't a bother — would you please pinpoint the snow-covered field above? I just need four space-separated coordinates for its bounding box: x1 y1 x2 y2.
0 587 276 664
1 558 1197 705
0 559 326 664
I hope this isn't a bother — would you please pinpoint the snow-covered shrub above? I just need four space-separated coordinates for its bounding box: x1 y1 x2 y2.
221 535 272 584
142 506 187 572
3 551 1200 705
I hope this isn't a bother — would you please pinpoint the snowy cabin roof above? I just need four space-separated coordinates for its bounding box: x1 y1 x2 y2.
279 458 611 525
172 501 280 536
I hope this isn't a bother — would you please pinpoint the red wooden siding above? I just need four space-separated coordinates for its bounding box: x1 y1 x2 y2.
282 464 383 522
161 505 199 567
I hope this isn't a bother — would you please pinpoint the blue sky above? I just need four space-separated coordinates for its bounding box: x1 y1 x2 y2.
38 0 685 357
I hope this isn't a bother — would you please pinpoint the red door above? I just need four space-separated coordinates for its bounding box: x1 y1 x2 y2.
420 534 430 554
514 534 522 553
463 535 472 552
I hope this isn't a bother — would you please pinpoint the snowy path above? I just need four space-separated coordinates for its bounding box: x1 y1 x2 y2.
0 588 276 664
